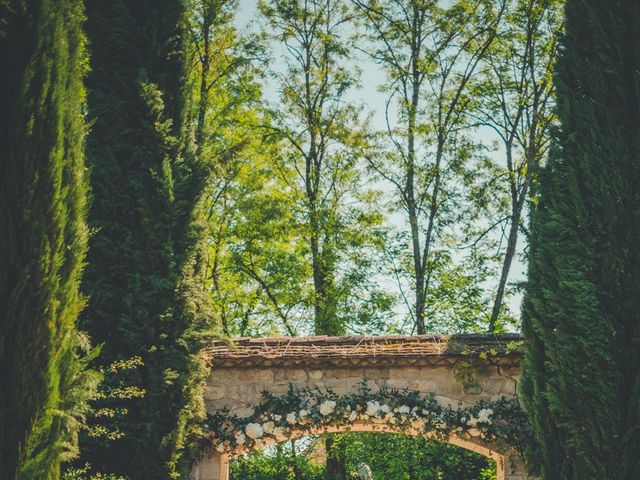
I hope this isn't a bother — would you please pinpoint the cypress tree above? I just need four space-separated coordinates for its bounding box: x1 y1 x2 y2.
79 1 212 477
0 1 92 478
520 0 640 478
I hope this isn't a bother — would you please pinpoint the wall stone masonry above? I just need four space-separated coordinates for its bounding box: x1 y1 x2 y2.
193 334 533 480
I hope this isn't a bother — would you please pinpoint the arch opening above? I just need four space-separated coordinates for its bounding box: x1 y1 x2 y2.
196 421 509 480
230 430 498 480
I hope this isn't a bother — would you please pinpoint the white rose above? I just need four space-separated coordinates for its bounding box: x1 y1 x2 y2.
380 404 390 414
234 433 246 445
272 427 284 437
348 411 358 422
319 400 337 416
245 423 264 439
274 415 282 422
263 421 275 434
299 409 309 419
398 405 410 414
216 443 226 453
365 401 380 417
477 408 493 423
286 413 297 424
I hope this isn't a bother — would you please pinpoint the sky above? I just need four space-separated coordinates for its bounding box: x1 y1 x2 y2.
232 0 527 329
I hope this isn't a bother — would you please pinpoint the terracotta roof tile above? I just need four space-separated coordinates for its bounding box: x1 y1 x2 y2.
203 333 523 368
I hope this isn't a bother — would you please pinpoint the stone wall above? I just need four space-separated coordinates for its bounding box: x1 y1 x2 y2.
194 334 532 480
204 361 521 418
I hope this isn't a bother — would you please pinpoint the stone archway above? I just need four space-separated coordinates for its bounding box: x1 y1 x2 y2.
193 334 533 480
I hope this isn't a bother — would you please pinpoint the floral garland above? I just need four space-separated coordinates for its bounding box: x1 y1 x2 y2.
202 382 535 458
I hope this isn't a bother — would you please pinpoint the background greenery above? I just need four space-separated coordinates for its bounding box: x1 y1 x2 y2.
231 434 496 480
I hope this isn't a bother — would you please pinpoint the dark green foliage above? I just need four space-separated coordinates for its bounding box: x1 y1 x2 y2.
520 0 640 478
79 0 212 477
0 1 93 478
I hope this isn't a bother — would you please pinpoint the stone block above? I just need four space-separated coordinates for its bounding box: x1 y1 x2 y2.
274 368 307 382
205 385 227 401
364 368 389 379
481 378 500 395
383 379 410 390
237 369 274 382
228 384 256 402
408 379 438 393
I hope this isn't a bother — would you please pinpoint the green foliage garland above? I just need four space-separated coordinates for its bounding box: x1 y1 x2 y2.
202 383 535 458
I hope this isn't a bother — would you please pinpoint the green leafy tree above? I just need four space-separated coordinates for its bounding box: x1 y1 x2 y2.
185 0 311 338
231 440 324 480
78 1 213 477
521 0 640 478
353 0 506 334
334 433 495 480
470 0 562 331
0 1 97 478
258 2 397 475
260 0 391 337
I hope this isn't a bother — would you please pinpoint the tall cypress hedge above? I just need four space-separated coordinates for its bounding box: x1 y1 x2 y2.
79 0 212 477
0 1 92 478
521 0 640 478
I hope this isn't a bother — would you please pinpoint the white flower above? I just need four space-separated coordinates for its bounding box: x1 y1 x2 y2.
263 421 275 434
477 408 493 423
234 433 246 445
272 427 284 437
274 415 282 422
380 404 390 414
286 413 297 424
245 423 264 439
348 411 358 422
365 401 380 417
299 409 309 419
467 417 479 427
216 443 226 453
319 400 337 416
398 405 411 415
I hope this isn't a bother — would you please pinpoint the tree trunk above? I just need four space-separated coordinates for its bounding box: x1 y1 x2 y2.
488 187 527 331
325 436 348 480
